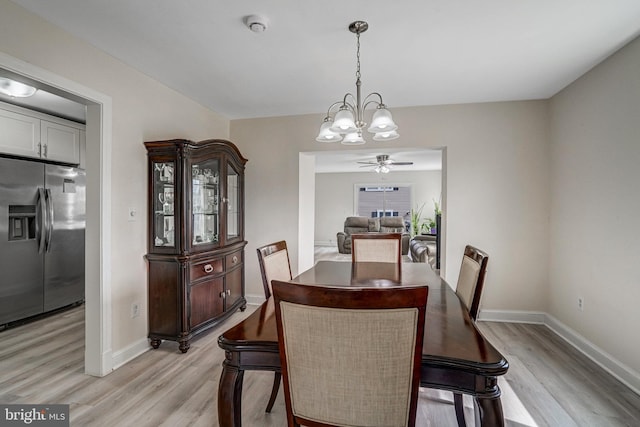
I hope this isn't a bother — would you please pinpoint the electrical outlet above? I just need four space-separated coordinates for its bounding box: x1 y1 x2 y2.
128 207 137 222
131 302 140 318
577 297 584 311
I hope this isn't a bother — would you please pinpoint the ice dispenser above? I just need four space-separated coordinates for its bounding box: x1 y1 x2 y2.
8 205 36 241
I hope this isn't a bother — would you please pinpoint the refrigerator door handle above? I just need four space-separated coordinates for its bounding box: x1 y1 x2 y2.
37 188 47 253
45 188 54 253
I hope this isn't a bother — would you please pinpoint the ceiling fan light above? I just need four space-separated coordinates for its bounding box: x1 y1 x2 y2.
0 77 37 98
330 107 357 133
368 107 397 133
375 164 390 173
315 119 343 142
341 131 365 145
373 130 399 141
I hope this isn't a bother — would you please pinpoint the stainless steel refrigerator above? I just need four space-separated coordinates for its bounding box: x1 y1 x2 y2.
0 157 85 326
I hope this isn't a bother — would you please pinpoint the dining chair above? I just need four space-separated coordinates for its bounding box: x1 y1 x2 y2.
351 232 403 263
271 280 428 427
256 240 292 413
452 244 489 426
257 240 292 299
455 245 489 322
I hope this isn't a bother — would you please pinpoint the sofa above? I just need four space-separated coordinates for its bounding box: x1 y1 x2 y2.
337 216 410 255
409 234 437 269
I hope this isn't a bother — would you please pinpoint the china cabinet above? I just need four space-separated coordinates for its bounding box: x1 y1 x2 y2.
144 139 247 353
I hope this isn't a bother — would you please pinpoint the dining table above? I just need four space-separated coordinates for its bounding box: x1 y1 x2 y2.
217 260 509 426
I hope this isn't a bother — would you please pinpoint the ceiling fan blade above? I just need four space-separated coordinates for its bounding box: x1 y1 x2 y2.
389 161 413 166
357 161 377 165
359 164 376 167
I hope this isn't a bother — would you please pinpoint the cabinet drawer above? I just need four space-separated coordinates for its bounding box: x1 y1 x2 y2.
226 250 243 269
190 258 223 281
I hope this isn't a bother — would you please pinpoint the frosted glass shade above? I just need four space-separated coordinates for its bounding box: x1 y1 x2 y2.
315 120 343 142
0 78 37 98
373 130 400 141
341 131 365 145
330 108 357 133
368 107 397 133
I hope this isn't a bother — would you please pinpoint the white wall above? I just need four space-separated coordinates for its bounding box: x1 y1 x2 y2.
549 35 640 375
231 101 550 313
0 0 229 366
314 170 442 245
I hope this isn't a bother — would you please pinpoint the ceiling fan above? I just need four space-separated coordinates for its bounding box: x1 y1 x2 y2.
357 154 413 173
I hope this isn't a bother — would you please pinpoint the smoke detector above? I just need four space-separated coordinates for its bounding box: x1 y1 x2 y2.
245 15 268 33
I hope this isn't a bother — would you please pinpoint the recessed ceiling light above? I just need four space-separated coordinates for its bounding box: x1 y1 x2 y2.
0 77 37 98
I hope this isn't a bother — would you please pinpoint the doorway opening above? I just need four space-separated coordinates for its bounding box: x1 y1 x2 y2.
0 52 112 376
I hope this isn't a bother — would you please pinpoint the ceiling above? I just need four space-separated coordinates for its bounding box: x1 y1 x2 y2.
10 0 640 121
6 1 640 173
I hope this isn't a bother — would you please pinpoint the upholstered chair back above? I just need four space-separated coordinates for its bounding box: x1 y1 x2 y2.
257 240 292 299
272 281 428 427
343 216 379 235
455 245 489 320
351 233 402 263
379 216 406 233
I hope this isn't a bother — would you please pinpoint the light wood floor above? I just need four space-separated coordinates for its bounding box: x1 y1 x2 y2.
1 304 639 426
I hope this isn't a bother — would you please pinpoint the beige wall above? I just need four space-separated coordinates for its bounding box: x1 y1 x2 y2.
314 170 442 245
0 1 229 355
549 35 640 374
231 100 550 313
5 0 637 383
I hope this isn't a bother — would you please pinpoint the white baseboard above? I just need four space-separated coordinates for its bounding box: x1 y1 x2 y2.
111 338 150 371
544 313 640 396
314 241 334 247
478 309 640 396
110 299 266 372
245 294 266 306
478 309 546 324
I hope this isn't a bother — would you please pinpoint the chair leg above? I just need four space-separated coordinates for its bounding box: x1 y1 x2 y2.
454 392 467 427
265 372 281 413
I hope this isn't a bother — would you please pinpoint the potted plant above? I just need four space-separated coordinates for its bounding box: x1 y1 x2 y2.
422 218 436 234
410 203 425 237
431 198 441 234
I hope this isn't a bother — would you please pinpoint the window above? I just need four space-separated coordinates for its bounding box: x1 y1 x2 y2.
356 185 411 230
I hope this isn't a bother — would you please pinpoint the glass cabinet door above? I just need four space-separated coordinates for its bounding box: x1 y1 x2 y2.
153 161 175 248
226 162 240 240
192 158 219 246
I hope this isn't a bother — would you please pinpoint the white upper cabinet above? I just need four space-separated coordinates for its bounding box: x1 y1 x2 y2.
41 120 80 164
0 108 41 159
0 102 83 165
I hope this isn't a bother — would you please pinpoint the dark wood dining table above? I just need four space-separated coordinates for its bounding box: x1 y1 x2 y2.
217 261 509 426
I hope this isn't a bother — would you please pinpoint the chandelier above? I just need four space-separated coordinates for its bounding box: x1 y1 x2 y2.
316 21 399 145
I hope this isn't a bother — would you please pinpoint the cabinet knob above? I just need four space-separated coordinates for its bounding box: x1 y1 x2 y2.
232 255 238 264
219 291 226 298
203 264 214 273
226 289 231 296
